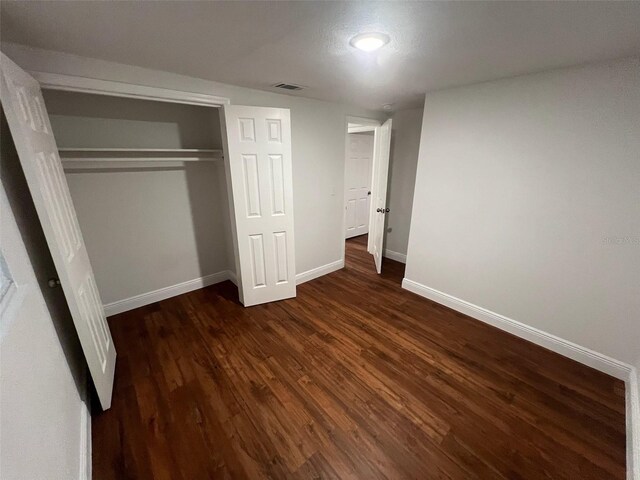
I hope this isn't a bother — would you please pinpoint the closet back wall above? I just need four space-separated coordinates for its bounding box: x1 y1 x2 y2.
43 90 231 310
44 90 223 148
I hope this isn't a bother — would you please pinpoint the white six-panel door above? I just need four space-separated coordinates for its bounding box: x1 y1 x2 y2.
344 133 374 239
0 52 116 409
369 119 393 274
222 105 296 306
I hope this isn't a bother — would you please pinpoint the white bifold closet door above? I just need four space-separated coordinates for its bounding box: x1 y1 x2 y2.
223 105 296 307
0 52 117 409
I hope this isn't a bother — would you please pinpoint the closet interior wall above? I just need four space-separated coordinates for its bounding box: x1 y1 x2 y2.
42 90 234 312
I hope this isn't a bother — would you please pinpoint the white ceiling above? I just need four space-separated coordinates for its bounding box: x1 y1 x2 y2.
2 1 640 112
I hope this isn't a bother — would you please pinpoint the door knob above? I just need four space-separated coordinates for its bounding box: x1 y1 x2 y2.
376 208 383 213
48 278 61 288
385 207 390 213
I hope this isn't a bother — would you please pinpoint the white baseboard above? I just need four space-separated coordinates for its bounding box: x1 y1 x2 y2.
628 367 640 480
402 277 638 479
103 260 344 316
401 278 632 380
79 367 91 480
383 249 407 263
103 270 234 316
103 259 346 315
296 259 344 285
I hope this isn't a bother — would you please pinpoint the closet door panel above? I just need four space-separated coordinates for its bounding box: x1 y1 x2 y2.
0 52 116 409
223 105 296 306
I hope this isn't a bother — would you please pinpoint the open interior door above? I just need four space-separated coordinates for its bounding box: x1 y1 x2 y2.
222 105 296 306
0 52 116 409
344 132 374 239
368 118 392 274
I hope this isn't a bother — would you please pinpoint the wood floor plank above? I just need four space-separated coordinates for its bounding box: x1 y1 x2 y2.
93 234 626 479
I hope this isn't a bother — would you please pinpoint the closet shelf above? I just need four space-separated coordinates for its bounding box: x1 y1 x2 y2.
58 148 224 169
58 148 224 168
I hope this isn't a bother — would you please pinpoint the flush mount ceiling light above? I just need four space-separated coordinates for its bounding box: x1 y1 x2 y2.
350 32 390 52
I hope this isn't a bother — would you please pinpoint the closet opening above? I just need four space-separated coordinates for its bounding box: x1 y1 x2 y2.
3 58 297 409
41 89 237 315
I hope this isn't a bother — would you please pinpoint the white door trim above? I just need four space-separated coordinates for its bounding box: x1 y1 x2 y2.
30 71 231 107
342 116 381 264
348 125 376 134
346 116 381 128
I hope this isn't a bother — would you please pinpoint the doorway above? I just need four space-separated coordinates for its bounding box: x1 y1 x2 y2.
344 122 375 239
342 116 392 274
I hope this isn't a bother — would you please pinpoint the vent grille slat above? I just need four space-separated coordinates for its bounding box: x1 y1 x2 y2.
272 83 304 91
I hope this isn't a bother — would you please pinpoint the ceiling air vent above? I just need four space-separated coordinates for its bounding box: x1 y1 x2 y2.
272 83 304 91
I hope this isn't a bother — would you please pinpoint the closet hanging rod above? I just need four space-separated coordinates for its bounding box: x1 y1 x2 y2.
60 156 222 163
57 147 222 153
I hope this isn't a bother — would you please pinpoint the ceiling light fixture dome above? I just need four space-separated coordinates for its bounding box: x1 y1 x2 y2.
350 32 390 52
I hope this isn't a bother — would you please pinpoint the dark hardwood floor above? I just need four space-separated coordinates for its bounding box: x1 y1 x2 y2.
94 234 627 479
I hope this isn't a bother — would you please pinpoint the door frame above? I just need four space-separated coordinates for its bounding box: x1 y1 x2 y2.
31 71 230 107
22 70 238 293
342 115 381 265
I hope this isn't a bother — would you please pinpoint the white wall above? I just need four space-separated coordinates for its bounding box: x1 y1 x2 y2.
2 43 385 287
1 116 89 480
384 107 423 258
42 90 230 306
406 58 640 366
